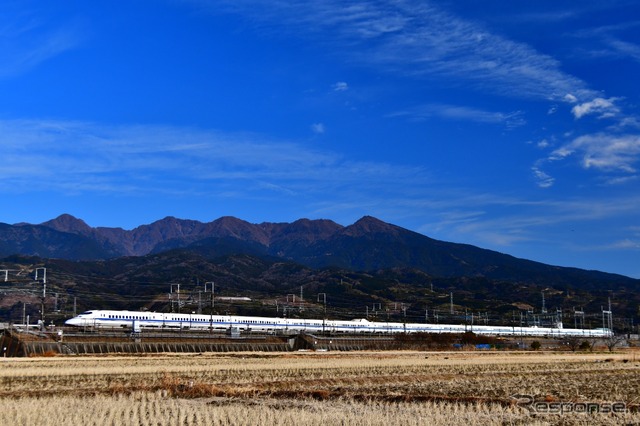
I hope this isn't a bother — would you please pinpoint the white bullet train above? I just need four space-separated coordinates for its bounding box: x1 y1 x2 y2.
65 310 612 338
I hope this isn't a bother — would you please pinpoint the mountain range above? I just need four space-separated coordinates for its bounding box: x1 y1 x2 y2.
1 214 636 288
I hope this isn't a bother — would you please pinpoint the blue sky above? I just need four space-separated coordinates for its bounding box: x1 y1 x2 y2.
1 1 639 278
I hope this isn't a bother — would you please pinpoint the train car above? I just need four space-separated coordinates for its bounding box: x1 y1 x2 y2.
64 310 613 338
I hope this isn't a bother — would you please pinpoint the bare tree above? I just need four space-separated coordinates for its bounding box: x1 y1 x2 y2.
564 336 581 352
605 334 626 352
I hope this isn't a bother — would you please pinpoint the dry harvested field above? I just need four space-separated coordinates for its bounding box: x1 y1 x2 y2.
1 350 639 425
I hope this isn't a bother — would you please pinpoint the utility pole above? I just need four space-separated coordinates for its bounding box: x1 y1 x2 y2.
464 308 468 331
169 284 182 313
609 298 613 331
574 307 585 329
204 282 214 332
35 268 47 324
450 292 453 315
41 281 46 324
299 286 304 312
602 298 613 331
204 282 215 307
317 293 327 334
401 303 407 333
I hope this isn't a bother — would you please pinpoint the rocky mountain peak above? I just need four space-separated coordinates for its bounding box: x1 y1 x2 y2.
41 214 93 235
342 216 399 237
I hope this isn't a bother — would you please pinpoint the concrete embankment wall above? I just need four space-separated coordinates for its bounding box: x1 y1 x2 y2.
297 334 397 351
24 341 292 356
2 329 294 356
2 329 402 356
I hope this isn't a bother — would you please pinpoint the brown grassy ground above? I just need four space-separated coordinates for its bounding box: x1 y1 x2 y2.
1 350 639 425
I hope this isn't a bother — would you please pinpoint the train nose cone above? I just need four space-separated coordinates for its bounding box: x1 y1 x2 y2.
65 318 82 326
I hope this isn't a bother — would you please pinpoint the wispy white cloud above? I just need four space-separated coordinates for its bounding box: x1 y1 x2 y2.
605 37 640 63
550 133 640 173
614 116 640 130
604 239 640 250
536 139 551 149
0 119 428 199
571 97 621 119
415 190 640 257
205 0 596 102
205 0 640 188
332 81 348 92
574 22 640 64
531 166 555 188
0 11 81 79
389 103 525 128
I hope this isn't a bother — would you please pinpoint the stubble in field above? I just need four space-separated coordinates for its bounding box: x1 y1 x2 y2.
1 351 638 425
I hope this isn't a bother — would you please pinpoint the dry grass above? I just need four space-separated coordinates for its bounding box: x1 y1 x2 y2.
1 350 639 425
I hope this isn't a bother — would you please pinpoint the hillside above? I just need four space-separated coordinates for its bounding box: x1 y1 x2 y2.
1 252 637 333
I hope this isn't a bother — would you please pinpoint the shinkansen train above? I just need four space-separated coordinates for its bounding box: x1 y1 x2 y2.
65 310 612 338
